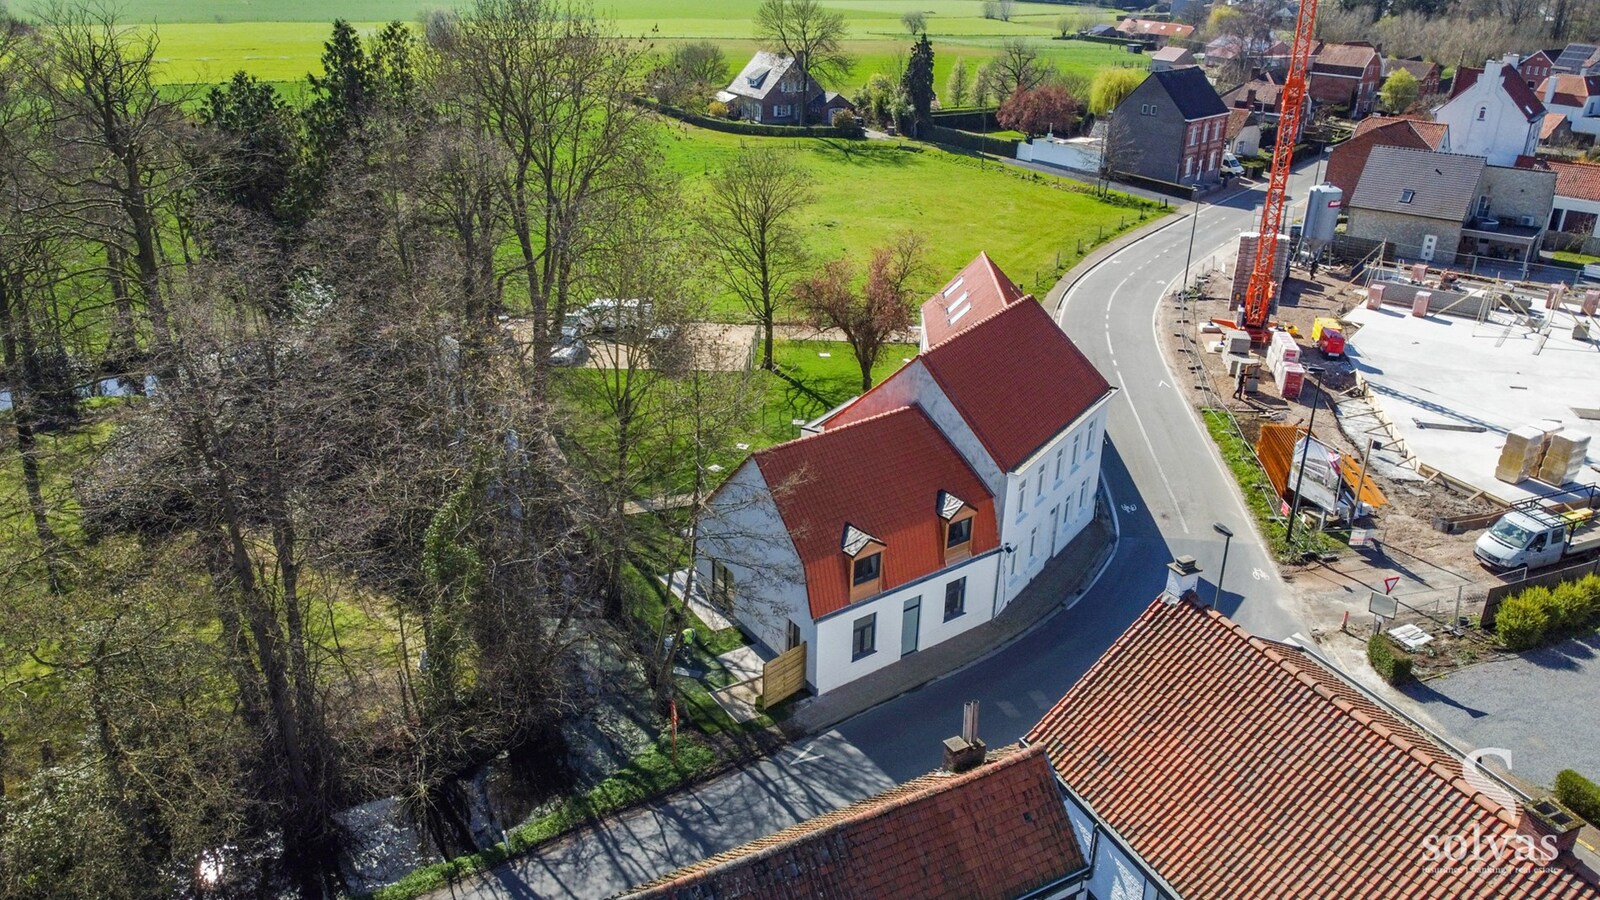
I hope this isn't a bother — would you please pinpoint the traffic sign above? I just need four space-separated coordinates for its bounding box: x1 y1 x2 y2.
1384 576 1400 593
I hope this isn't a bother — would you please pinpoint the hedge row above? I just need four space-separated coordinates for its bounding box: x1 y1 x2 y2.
1495 573 1600 651
1367 633 1414 684
1556 769 1600 827
637 97 846 138
928 108 1001 131
924 124 1021 156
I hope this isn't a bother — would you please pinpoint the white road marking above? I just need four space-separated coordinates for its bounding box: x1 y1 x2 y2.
788 747 824 764
1121 503 1138 513
1252 567 1268 581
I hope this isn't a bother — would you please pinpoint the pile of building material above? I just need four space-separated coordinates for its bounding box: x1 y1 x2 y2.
1496 424 1593 486
1540 430 1593 485
1265 330 1304 400
1232 232 1289 299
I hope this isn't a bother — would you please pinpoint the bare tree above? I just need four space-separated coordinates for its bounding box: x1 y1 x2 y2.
755 0 853 126
695 148 814 370
794 232 926 391
901 10 927 34
991 38 1048 98
435 0 661 395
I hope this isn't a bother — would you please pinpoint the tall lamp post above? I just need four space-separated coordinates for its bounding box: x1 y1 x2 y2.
1212 522 1234 608
1285 366 1326 546
1182 185 1201 297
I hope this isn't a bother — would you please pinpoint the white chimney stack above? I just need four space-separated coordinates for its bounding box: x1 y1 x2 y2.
1163 556 1203 603
1546 76 1558 104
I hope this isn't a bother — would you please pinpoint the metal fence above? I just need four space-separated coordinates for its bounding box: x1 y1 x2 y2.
1482 557 1600 628
1333 235 1591 286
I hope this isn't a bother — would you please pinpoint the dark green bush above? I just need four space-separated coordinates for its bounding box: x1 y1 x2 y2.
1367 634 1413 684
1556 769 1600 827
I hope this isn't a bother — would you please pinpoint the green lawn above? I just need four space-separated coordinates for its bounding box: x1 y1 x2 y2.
1200 409 1344 562
105 0 1130 95
663 124 1163 319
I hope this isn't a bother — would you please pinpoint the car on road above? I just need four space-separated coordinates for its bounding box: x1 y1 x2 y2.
1221 153 1246 177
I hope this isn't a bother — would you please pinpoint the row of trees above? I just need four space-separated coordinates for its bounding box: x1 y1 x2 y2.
0 0 813 894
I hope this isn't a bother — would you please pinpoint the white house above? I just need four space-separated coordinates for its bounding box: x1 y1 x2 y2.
1434 56 1546 165
1536 73 1600 138
695 254 1115 696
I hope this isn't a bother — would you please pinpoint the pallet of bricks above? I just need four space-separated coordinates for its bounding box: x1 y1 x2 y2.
1231 232 1290 299
1265 330 1304 400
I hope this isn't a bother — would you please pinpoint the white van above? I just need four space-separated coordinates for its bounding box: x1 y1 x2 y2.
1221 153 1246 177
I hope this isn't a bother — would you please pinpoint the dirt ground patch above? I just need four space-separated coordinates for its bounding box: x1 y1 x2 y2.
1158 258 1513 658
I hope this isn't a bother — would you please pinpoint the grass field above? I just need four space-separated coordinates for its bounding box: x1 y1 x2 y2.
74 0 1138 95
661 123 1165 318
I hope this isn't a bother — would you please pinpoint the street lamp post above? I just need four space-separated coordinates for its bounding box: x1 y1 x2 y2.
1212 522 1234 608
1182 185 1201 297
1285 367 1326 546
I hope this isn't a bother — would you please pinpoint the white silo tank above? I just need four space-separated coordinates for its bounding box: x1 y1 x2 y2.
1303 183 1343 252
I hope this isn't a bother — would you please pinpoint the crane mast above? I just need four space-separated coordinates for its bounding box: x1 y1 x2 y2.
1238 0 1321 339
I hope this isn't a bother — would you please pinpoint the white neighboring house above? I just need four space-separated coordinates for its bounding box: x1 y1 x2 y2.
1535 73 1600 138
695 254 1115 696
1434 55 1546 165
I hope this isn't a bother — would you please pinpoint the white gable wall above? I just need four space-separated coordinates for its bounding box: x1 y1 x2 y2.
1063 793 1173 900
695 460 812 664
1436 63 1538 165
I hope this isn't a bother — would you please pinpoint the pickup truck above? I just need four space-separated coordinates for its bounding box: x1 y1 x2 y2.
1474 507 1600 571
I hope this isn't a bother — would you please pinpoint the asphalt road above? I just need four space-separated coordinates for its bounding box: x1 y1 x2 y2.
434 168 1323 899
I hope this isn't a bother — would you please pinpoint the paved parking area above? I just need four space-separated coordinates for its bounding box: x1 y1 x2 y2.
1401 632 1600 787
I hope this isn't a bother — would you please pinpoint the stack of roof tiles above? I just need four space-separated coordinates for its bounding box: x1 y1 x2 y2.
1231 231 1289 300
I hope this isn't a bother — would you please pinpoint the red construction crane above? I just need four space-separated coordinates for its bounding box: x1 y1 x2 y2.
1236 0 1321 341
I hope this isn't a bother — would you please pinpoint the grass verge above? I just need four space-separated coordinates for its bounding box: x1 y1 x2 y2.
1201 408 1343 562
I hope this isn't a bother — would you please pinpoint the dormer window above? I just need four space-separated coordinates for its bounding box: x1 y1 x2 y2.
937 490 976 562
853 552 882 586
843 523 884 600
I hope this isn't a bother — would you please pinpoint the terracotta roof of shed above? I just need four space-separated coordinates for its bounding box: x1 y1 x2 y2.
1352 114 1449 147
834 300 1113 472
622 743 1086 899
1537 73 1600 107
919 252 1026 347
1028 596 1600 899
752 406 997 620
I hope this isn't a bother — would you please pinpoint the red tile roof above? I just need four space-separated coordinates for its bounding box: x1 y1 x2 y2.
1516 155 1600 201
834 300 1113 473
920 252 1026 347
1501 66 1549 119
1537 73 1600 107
1543 111 1572 139
753 406 997 619
1449 64 1483 98
1325 119 1445 200
623 743 1087 900
1313 42 1380 75
1028 596 1600 900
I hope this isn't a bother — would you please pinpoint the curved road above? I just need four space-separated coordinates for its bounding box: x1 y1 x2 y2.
442 166 1323 899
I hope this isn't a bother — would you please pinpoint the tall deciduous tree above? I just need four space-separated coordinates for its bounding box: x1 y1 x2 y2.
1088 67 1145 115
1380 68 1421 113
946 56 971 108
755 0 852 126
902 32 935 123
795 232 927 391
990 37 1047 98
695 149 813 370
437 0 660 394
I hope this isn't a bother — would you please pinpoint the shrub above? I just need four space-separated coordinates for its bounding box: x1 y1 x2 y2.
1556 769 1600 827
1496 588 1552 650
1550 579 1599 632
1367 634 1413 684
831 108 864 137
708 99 730 119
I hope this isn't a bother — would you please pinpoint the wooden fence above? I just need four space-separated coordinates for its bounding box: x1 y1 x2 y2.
761 642 806 707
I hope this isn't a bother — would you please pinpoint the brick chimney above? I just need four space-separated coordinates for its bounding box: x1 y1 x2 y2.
1517 799 1582 863
944 700 987 773
1246 88 1258 106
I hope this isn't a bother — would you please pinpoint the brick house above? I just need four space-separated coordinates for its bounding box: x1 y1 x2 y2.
1516 155 1600 249
623 743 1090 899
1028 583 1600 900
1519 48 1561 86
1346 145 1554 268
1308 42 1383 117
1323 115 1449 199
715 51 854 125
1383 57 1442 99
694 257 1113 697
1108 66 1230 187
1221 71 1310 139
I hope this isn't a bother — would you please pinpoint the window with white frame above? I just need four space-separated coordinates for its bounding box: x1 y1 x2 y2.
1086 421 1097 455
1072 434 1081 468
1079 482 1089 510
1054 449 1064 483
944 578 967 621
1035 471 1044 500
